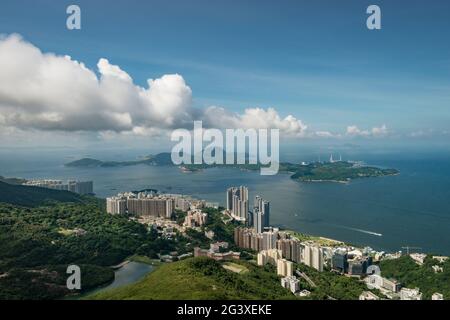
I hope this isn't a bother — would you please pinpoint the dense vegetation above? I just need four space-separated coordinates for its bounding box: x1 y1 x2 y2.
379 255 450 299
0 264 114 300
183 161 398 183
203 207 239 245
0 182 168 299
0 197 150 299
0 197 232 300
89 257 295 300
0 181 85 207
294 263 367 300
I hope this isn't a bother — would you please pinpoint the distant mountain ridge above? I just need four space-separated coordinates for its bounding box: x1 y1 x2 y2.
0 176 27 185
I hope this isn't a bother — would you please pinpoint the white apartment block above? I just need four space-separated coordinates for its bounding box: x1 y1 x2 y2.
365 274 401 293
281 276 300 294
257 249 283 266
302 244 324 272
277 258 293 277
106 192 174 218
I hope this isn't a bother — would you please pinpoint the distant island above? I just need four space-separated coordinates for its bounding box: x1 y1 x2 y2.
182 161 399 183
288 161 399 183
66 153 399 183
65 153 174 168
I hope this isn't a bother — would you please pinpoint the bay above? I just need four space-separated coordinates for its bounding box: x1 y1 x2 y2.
1 148 450 255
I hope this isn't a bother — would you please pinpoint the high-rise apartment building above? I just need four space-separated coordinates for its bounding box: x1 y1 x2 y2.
226 186 249 221
234 227 279 252
252 195 270 233
302 244 324 272
277 259 294 277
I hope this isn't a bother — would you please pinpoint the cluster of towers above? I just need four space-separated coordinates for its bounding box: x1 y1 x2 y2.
226 186 270 232
226 186 249 221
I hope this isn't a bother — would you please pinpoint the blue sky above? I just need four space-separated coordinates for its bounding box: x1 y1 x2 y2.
0 0 450 146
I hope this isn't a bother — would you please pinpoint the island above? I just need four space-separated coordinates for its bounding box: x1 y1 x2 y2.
65 153 399 183
288 161 399 183
65 153 174 168
182 160 399 183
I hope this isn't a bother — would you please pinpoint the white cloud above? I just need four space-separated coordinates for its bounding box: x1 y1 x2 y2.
1 34 399 143
315 131 335 138
346 124 388 137
346 125 370 137
0 34 193 133
202 106 308 137
0 34 310 138
371 124 388 137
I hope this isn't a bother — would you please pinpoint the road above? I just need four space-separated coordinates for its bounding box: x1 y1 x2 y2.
295 270 317 288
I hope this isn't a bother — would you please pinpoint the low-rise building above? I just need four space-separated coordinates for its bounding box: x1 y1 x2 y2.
210 242 229 253
359 291 380 300
193 247 240 261
432 292 444 300
410 253 427 265
183 209 207 228
296 290 311 297
205 230 215 240
432 265 444 273
432 256 448 263
365 274 401 293
400 288 422 300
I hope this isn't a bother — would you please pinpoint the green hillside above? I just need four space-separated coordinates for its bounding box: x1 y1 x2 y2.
0 176 27 185
0 187 150 299
88 257 295 300
0 181 84 207
379 255 450 299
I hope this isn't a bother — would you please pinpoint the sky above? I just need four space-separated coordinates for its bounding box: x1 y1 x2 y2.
0 0 450 150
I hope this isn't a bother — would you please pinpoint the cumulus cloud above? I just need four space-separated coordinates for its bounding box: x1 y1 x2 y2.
0 34 200 134
201 106 308 137
0 34 309 138
346 124 388 137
